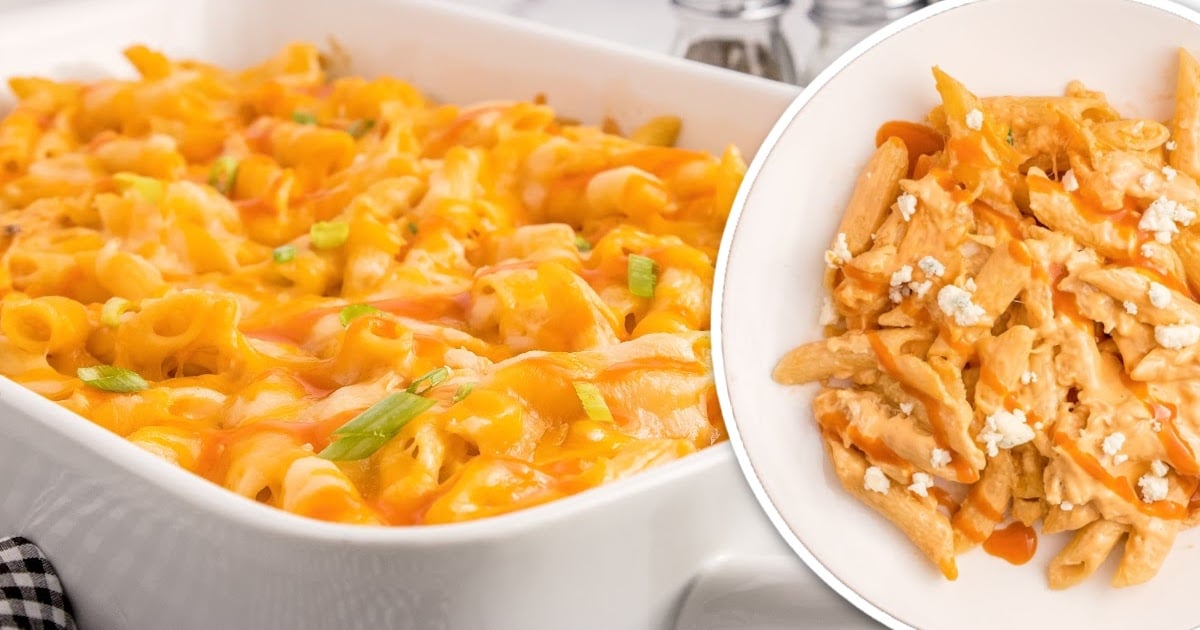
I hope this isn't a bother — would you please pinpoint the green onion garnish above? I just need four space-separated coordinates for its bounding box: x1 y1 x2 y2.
272 244 297 264
292 111 318 125
208 156 239 195
347 119 376 138
406 367 451 395
407 221 418 235
318 392 435 461
310 221 349 250
575 235 592 252
112 172 163 203
339 303 379 326
452 382 475 403
1006 127 1014 146
100 297 131 328
627 254 657 298
77 365 149 393
573 382 613 422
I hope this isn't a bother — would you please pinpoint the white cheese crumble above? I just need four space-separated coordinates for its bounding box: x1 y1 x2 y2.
1033 421 1044 431
1151 419 1164 432
918 255 945 278
1164 165 1178 181
1154 323 1200 349
1151 459 1169 477
1062 169 1079 192
1138 473 1169 503
1060 501 1074 511
965 108 984 131
965 278 977 292
907 472 933 498
1101 432 1126 456
1140 243 1156 259
896 192 918 222
1167 140 1178 151
937 284 986 326
1139 172 1156 189
1123 301 1139 315
1019 371 1038 385
1148 281 1171 308
931 448 952 468
825 232 852 268
819 297 838 326
864 466 891 494
899 402 915 415
1138 196 1196 244
979 408 1035 457
909 280 933 298
1113 454 1129 465
888 265 914 303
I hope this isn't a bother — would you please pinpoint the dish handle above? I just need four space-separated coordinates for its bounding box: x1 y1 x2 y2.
672 554 872 630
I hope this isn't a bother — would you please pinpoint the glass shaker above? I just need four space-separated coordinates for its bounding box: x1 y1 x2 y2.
799 0 926 85
670 0 798 84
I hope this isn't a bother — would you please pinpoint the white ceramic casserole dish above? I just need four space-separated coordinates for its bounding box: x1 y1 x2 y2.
0 1 856 629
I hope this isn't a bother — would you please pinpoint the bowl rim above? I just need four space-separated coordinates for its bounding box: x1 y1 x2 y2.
0 0 794 546
710 0 1200 627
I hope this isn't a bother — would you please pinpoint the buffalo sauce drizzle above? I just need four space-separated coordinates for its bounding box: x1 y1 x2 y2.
983 521 1038 565
865 332 978 483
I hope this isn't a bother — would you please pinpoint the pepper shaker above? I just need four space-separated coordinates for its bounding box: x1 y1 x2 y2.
799 0 926 85
670 0 798 84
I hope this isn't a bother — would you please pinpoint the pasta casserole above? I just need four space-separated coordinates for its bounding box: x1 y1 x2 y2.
0 43 744 526
775 51 1200 588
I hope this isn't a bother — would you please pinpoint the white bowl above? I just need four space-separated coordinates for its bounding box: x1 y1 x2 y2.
714 0 1200 629
0 1 856 629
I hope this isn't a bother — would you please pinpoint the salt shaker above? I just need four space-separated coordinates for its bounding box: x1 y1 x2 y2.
799 0 926 85
670 0 798 84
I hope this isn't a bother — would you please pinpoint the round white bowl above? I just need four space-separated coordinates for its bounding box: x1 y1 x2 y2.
713 0 1200 628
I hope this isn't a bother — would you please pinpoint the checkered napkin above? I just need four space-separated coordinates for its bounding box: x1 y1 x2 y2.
0 537 76 630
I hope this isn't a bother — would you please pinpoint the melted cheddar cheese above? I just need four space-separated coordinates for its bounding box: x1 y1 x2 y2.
0 43 743 525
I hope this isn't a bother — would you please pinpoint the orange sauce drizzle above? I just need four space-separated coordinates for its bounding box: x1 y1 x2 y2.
866 332 978 483
1154 404 1200 476
983 522 1038 565
875 120 945 176
1052 431 1187 520
929 486 958 514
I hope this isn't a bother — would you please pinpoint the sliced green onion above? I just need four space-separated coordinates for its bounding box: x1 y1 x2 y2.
407 221 418 235
1006 127 1014 146
100 297 131 328
292 111 318 125
77 365 149 393
573 382 613 422
627 254 657 298
318 392 435 461
347 118 376 139
272 244 297 264
339 303 380 326
112 172 163 203
575 235 592 252
406 366 451 395
310 220 349 249
452 382 475 403
208 156 239 195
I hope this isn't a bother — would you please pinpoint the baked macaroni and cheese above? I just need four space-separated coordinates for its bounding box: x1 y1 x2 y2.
775 50 1200 588
0 44 743 525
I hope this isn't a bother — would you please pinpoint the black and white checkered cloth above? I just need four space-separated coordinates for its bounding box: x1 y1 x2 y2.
0 537 76 630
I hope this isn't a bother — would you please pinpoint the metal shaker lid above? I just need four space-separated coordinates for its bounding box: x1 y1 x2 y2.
809 0 926 25
671 0 791 20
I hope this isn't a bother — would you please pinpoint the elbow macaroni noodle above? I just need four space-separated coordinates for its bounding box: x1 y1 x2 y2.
776 51 1200 588
0 43 743 526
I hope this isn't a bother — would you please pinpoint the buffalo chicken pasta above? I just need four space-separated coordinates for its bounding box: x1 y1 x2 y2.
0 44 743 525
776 51 1200 588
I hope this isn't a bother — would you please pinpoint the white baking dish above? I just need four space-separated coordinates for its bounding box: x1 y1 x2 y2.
0 1 845 629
